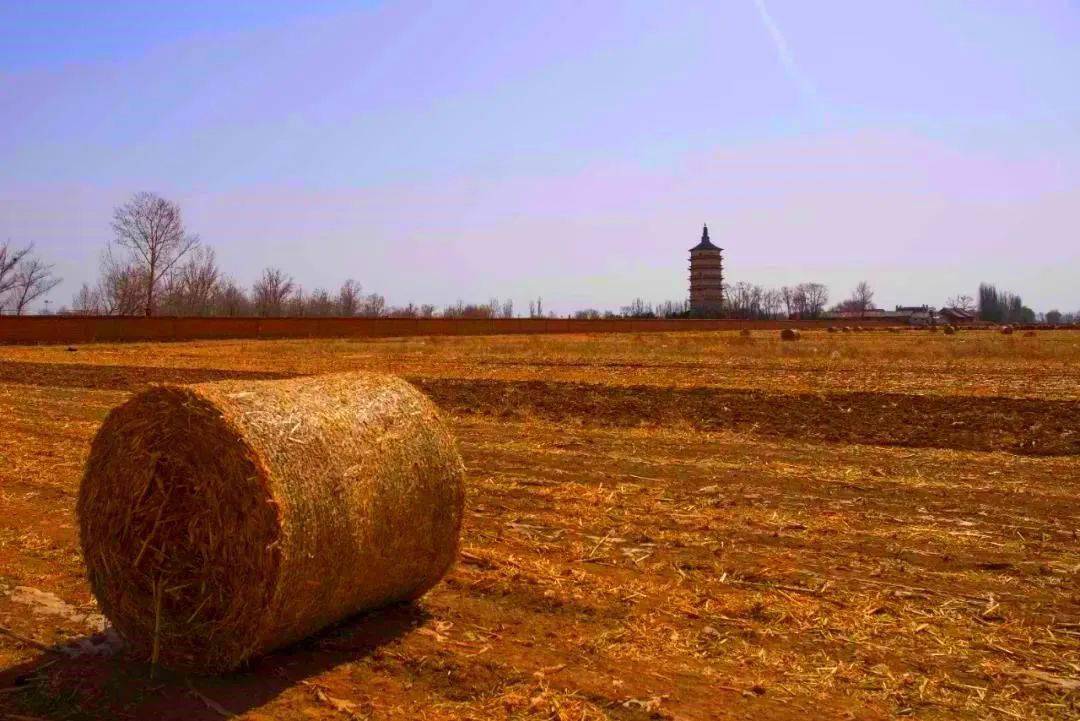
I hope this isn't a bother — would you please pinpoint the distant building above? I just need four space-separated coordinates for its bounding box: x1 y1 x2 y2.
689 224 723 315
822 305 938 325
894 305 936 325
939 307 976 325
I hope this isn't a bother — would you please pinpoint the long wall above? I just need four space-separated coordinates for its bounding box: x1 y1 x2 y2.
0 315 896 345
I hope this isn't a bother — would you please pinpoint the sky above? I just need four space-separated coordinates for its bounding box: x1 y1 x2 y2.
1 0 1078 314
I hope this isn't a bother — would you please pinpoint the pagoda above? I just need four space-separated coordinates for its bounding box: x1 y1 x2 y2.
689 224 723 314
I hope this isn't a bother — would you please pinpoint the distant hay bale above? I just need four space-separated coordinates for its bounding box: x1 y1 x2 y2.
827 326 837 333
78 373 465 673
841 326 852 333
943 325 955 335
780 328 800 341
1001 325 1014 335
854 325 864 332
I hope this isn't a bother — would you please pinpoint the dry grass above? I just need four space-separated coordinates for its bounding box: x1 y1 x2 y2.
0 331 1076 720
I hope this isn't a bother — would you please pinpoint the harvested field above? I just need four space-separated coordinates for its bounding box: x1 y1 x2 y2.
0 331 1077 720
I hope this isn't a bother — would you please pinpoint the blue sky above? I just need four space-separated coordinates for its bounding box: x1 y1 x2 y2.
2 1 1078 313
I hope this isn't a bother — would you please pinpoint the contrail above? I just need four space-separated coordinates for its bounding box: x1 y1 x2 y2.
751 0 823 120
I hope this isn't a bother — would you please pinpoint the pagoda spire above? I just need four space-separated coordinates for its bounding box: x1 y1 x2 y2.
702 223 709 242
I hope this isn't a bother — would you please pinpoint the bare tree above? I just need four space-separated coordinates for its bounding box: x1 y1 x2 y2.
762 288 784 319
98 251 147 315
214 278 251 316
111 192 199 316
946 294 975 312
71 283 104 314
252 268 294 316
358 293 386 317
306 288 336 316
161 246 221 315
798 282 829 318
0 242 33 307
286 287 306 316
10 257 61 314
338 279 361 317
387 303 419 318
847 281 875 317
779 286 796 318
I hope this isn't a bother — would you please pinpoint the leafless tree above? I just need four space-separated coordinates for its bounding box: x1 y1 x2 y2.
620 298 654 318
110 192 199 316
798 282 829 318
306 288 336 316
96 251 147 315
387 303 419 318
71 283 104 314
358 293 386 317
762 288 784 319
338 279 361 317
10 257 61 314
946 294 975 312
161 246 221 315
214 278 251 316
0 242 33 306
847 281 875 317
419 304 436 318
779 286 796 318
252 267 294 316
286 287 307 316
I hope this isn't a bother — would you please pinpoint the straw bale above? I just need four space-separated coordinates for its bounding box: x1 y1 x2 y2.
780 328 800 341
1001 325 1014 335
77 372 465 672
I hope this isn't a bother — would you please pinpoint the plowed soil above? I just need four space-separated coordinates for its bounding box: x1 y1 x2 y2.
0 330 1077 720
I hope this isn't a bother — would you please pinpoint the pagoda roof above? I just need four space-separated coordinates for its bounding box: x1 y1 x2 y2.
690 223 722 251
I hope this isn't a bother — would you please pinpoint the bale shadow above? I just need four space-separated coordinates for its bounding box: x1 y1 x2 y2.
0 602 428 720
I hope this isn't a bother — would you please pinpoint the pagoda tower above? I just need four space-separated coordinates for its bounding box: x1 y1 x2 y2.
689 224 724 315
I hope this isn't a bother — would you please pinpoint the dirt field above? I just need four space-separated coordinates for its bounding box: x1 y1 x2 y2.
0 330 1077 720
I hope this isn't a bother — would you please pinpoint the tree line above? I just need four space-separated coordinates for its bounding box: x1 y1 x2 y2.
3 191 1072 322
594 281 834 320
64 192 521 319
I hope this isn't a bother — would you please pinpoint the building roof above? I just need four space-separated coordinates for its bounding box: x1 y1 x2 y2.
690 224 722 251
939 307 975 320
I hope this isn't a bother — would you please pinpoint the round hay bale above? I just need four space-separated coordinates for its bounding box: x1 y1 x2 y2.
78 373 464 673
1001 325 1014 335
841 326 852 333
826 326 837 333
780 328 800 341
942 325 955 335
